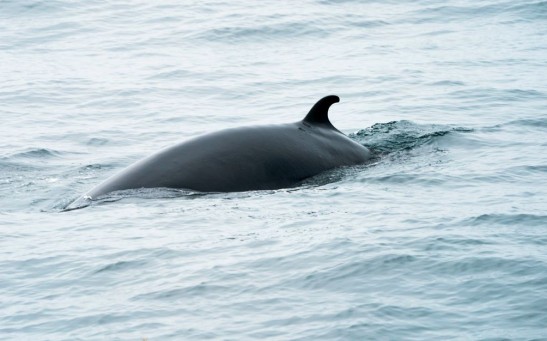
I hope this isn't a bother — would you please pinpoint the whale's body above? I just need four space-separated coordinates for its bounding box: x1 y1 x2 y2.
82 95 371 200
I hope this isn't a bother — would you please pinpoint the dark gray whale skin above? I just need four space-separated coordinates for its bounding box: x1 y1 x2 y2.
83 95 371 199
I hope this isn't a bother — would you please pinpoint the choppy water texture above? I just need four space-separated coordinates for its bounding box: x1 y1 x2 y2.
1 0 547 339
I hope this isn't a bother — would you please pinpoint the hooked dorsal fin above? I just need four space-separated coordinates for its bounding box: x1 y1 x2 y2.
303 95 340 128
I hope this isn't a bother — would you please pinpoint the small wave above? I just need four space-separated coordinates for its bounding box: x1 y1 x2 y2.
94 260 148 274
409 2 509 23
523 165 547 173
359 173 453 186
2 148 62 160
0 160 37 172
86 137 109 146
349 18 389 28
463 213 547 227
427 256 542 280
0 0 71 17
428 80 466 87
508 1 547 20
133 283 228 301
288 253 419 291
191 21 328 43
351 120 472 154
500 118 547 129
505 165 547 176
146 69 202 81
447 88 545 104
408 1 546 25
63 187 204 211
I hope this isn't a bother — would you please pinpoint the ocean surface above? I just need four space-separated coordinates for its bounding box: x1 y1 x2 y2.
1 0 547 339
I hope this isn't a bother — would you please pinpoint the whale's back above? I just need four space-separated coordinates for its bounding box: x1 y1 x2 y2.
86 121 370 197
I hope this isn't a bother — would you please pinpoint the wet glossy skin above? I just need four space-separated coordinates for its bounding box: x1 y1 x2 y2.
84 95 372 198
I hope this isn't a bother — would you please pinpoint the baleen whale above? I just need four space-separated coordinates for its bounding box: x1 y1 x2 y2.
77 95 372 202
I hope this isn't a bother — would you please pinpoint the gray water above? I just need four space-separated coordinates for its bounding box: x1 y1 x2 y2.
1 0 547 339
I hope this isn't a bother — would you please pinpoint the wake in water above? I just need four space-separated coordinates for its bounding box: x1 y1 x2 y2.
351 120 473 154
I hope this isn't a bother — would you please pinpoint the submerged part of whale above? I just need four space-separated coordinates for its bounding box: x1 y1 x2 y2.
80 95 372 200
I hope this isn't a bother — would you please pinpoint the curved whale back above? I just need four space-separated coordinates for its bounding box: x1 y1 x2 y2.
80 95 372 200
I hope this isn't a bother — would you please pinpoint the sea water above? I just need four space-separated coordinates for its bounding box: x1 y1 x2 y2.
1 0 546 339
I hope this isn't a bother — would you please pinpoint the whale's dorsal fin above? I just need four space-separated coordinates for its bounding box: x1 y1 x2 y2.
303 95 339 128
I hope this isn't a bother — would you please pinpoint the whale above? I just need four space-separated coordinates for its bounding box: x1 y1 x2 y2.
77 95 372 202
